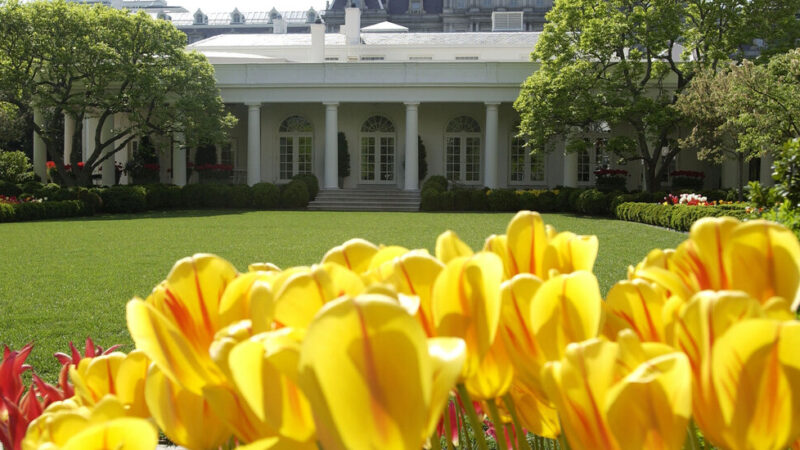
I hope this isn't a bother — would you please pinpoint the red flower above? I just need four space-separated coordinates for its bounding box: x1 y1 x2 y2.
45 161 55 169
670 170 704 179
77 162 85 169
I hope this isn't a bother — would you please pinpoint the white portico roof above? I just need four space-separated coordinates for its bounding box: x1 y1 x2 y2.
191 32 538 48
361 21 409 33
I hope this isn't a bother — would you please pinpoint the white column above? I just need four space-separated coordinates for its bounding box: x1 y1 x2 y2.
83 116 98 162
484 102 500 189
247 103 261 186
33 109 46 181
63 114 75 165
404 102 419 191
563 151 578 187
172 132 187 186
100 116 116 186
760 153 774 187
324 102 339 189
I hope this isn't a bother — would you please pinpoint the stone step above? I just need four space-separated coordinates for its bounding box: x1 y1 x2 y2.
308 189 421 211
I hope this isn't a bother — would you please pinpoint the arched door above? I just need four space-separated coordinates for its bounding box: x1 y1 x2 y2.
278 116 313 181
359 115 396 184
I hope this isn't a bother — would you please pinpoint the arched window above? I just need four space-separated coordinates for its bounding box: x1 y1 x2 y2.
445 116 481 183
360 115 396 183
509 136 545 184
278 116 313 181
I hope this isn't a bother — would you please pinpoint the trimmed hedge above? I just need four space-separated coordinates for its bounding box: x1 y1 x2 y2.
614 202 750 232
0 200 89 223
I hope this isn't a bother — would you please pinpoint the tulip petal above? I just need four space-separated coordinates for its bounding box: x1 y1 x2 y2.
322 238 379 274
436 231 474 264
509 382 559 440
425 337 467 439
144 365 231 449
499 274 545 397
389 251 444 337
604 279 667 343
506 211 547 277
542 231 599 276
60 417 157 450
299 295 433 450
464 336 513 400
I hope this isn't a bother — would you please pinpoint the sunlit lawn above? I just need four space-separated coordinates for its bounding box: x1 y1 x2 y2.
0 210 685 381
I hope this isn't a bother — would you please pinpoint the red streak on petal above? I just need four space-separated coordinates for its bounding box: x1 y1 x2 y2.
192 260 216 340
354 301 391 441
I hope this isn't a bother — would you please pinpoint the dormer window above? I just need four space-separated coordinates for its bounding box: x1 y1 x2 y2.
156 11 171 21
269 7 281 22
409 0 423 13
230 8 244 24
306 8 317 23
193 9 207 25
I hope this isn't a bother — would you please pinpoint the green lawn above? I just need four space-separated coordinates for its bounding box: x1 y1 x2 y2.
0 211 685 381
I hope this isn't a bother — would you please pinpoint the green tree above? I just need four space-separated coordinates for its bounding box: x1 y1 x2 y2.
0 0 235 186
514 0 800 191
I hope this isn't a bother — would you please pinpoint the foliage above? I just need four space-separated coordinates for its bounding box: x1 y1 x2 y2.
0 199 89 222
614 201 751 231
773 138 800 206
252 182 280 209
514 0 800 192
0 102 23 149
0 151 33 184
594 169 628 192
418 135 428 182
0 0 236 186
97 186 147 214
292 173 319 201
747 180 780 209
422 175 448 193
337 131 350 178
761 200 800 238
279 179 310 208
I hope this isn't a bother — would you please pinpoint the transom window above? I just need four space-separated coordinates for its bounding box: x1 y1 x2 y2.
509 136 545 184
445 116 482 183
278 116 313 181
360 115 396 183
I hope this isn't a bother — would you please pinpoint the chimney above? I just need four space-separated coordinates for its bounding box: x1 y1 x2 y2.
345 6 361 45
273 17 287 34
311 22 325 62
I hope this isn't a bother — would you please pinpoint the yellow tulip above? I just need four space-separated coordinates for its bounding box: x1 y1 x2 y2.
228 328 316 444
508 382 559 439
432 252 504 379
218 272 276 332
363 245 411 283
541 231 599 276
505 210 548 277
235 436 318 450
435 230 473 263
298 294 465 450
270 263 364 329
127 254 238 394
542 334 692 450
321 238 379 274
630 218 800 309
710 319 800 450
386 250 444 337
69 350 150 418
464 336 514 400
483 234 512 279
603 279 668 343
23 396 157 450
145 365 232 449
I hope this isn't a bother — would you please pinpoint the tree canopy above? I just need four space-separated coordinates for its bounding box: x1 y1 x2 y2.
514 0 800 191
0 0 235 186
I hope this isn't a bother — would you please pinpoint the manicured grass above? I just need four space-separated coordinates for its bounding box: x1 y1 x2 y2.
0 210 685 381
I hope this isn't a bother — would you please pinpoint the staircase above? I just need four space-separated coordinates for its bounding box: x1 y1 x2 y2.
307 188 421 212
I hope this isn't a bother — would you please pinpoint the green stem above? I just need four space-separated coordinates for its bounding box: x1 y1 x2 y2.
487 400 510 450
683 420 704 450
431 427 443 450
443 400 456 450
502 393 532 450
457 384 489 450
557 429 570 450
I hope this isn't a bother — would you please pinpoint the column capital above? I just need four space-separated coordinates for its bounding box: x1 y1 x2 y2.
245 102 262 108
323 102 340 108
404 101 420 107
484 102 501 108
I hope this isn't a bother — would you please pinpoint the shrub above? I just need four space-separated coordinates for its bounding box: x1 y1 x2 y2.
143 184 182 210
420 188 441 211
0 200 88 223
453 189 473 211
77 189 102 213
280 180 309 208
252 183 280 209
0 202 15 221
0 151 34 184
614 202 751 232
181 184 206 209
469 189 489 211
576 189 611 216
99 186 147 213
0 180 21 196
440 191 456 211
421 176 448 193
181 184 231 209
487 189 519 212
292 174 319 201
19 181 44 197
229 184 253 209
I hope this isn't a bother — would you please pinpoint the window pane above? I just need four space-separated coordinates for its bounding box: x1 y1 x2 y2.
280 137 293 180
510 137 525 182
577 150 590 182
380 137 394 181
446 137 461 181
465 137 481 182
530 152 545 182
361 137 375 181
298 136 312 175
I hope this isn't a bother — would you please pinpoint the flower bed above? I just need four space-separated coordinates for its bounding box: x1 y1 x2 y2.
3 212 799 450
